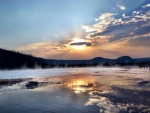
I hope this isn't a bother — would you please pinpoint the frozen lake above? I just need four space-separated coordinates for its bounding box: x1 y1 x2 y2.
0 67 150 113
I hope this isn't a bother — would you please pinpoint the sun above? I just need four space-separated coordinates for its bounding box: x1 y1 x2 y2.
71 45 86 50
72 37 85 43
69 37 89 50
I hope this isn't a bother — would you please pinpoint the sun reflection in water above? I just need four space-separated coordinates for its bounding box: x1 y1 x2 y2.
63 80 96 94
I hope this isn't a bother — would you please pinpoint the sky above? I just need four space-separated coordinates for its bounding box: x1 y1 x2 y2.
0 0 150 59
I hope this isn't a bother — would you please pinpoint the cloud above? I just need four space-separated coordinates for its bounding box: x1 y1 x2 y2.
116 4 126 10
133 11 141 15
16 5 150 59
142 4 150 8
122 14 129 18
82 9 150 41
16 41 71 58
70 42 92 46
82 13 118 39
85 88 150 113
16 37 95 59
80 7 150 58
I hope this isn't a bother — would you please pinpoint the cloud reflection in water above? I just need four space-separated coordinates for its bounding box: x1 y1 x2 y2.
1 69 150 113
57 73 150 113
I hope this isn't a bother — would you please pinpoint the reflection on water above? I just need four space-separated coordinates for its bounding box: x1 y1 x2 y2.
63 79 96 94
86 87 150 113
0 67 150 113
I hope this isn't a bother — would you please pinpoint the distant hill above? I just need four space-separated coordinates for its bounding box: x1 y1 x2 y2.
41 55 150 67
116 56 134 64
0 48 150 69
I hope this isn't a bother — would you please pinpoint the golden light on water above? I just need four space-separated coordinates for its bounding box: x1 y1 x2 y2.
63 80 88 86
74 80 88 86
63 79 96 94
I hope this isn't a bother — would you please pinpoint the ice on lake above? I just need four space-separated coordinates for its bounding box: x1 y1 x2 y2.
0 67 150 113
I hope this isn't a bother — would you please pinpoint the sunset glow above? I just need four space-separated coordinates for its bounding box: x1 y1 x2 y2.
68 37 90 50
0 0 149 59
0 1 150 113
71 45 86 50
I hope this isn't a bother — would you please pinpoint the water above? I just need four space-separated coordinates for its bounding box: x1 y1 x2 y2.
0 67 150 113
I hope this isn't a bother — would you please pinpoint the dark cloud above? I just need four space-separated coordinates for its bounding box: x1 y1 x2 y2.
90 20 150 43
90 23 134 38
90 25 120 37
70 42 92 46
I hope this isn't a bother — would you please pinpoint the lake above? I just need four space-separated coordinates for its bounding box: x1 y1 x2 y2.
0 67 150 113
